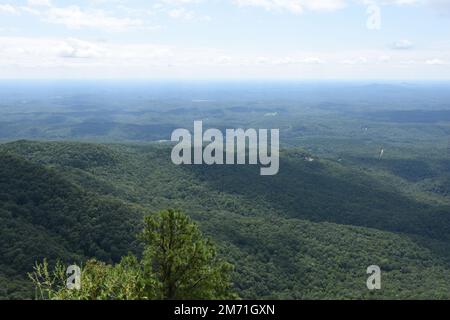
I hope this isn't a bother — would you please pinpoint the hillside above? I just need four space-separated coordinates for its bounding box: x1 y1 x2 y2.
0 148 145 298
2 140 450 299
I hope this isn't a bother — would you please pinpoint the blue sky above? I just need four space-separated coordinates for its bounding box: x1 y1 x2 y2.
1 0 450 79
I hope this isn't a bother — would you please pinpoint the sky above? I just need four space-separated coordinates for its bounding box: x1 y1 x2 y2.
1 0 450 79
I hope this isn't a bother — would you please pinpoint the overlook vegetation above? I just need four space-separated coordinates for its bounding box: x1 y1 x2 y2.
30 209 236 300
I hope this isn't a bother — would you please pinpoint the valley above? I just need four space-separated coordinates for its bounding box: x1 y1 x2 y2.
1 81 450 299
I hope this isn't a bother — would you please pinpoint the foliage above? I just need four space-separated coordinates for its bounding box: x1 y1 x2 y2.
28 210 236 300
29 257 151 300
2 140 450 299
141 209 236 300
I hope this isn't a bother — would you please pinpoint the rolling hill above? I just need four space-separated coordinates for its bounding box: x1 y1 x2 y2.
2 140 450 299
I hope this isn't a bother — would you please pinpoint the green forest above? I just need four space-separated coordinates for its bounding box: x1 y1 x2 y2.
2 140 450 299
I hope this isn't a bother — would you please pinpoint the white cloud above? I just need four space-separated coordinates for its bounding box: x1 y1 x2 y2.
425 58 446 65
0 2 152 31
0 38 449 79
232 0 356 14
341 56 368 64
233 55 328 65
27 0 52 7
372 0 421 4
45 6 144 31
301 57 326 64
303 0 347 11
392 39 413 50
234 0 303 14
231 0 448 14
161 0 204 4
233 0 346 14
378 55 391 62
0 4 19 14
57 38 106 59
168 7 195 19
0 36 176 62
255 56 271 64
215 55 233 64
273 57 296 64
399 59 417 64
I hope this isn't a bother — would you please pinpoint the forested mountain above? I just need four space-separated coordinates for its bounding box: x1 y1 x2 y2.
0 146 145 298
2 140 450 299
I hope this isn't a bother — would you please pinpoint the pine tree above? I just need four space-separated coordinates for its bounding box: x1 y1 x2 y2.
141 209 236 299
29 209 236 300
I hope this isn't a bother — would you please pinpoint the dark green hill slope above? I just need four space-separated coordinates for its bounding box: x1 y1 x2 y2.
0 150 144 299
2 140 450 299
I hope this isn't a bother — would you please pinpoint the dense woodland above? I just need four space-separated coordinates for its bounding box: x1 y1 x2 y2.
2 82 450 299
2 140 450 299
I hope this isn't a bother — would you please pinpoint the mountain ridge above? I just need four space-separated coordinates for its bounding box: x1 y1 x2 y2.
2 140 450 299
